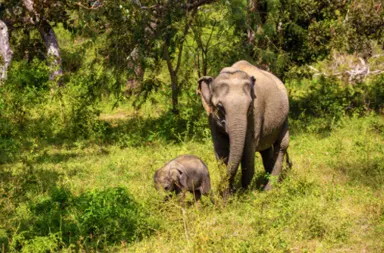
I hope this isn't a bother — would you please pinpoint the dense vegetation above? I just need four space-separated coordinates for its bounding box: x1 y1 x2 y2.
1 0 384 252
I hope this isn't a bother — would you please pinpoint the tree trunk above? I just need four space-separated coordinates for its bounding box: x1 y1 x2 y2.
126 46 144 94
23 0 63 84
193 20 216 77
170 70 179 114
0 20 13 82
162 11 195 114
163 45 179 114
38 20 63 83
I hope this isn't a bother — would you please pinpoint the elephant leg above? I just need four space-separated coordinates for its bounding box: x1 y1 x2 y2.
213 132 229 164
263 148 285 191
260 147 274 174
264 123 289 191
193 190 202 202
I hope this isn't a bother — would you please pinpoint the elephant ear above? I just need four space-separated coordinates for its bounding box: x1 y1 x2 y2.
169 166 188 189
197 76 214 114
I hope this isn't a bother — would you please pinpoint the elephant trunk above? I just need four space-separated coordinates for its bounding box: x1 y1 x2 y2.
226 114 247 187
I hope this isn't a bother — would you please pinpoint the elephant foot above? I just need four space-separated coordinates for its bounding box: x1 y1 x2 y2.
263 175 280 191
263 183 272 191
219 186 236 202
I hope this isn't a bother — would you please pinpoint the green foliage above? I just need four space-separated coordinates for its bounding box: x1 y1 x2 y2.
0 57 117 162
368 74 384 112
245 0 384 78
109 99 209 147
57 70 110 141
0 59 51 163
6 186 156 251
1 110 384 252
1 1 384 252
190 0 248 76
289 74 384 133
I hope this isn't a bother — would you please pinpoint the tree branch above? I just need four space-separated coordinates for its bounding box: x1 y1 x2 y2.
175 9 196 74
185 0 217 11
75 2 104 10
23 0 63 84
163 42 174 76
204 20 217 53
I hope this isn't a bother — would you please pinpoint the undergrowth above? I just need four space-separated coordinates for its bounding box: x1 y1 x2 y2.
1 113 383 251
1 59 384 251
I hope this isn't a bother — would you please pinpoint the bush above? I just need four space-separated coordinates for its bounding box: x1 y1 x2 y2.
368 74 384 112
289 74 384 133
109 90 209 147
0 58 115 162
0 59 51 163
8 187 157 251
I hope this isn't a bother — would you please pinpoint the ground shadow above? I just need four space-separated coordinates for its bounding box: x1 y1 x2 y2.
334 158 384 190
99 106 208 148
0 164 63 250
0 165 63 204
35 152 80 164
251 173 269 191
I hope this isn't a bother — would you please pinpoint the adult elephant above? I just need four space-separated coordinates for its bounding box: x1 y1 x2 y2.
197 60 290 194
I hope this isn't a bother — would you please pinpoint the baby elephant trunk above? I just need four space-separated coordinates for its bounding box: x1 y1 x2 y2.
200 172 211 195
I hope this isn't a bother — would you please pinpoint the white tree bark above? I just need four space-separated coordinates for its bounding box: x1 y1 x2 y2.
23 0 63 84
38 20 63 82
0 20 13 82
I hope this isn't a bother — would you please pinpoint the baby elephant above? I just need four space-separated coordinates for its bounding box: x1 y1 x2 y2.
154 155 211 201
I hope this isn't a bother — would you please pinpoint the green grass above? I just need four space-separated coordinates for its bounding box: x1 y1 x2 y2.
1 112 384 252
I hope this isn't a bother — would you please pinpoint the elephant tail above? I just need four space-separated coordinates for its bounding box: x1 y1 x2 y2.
279 152 292 182
285 152 293 169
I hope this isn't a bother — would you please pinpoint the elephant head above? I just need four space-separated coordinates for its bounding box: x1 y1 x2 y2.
197 68 255 184
154 164 186 192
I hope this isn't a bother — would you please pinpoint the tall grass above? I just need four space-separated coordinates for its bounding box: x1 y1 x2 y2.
1 112 383 251
1 60 384 251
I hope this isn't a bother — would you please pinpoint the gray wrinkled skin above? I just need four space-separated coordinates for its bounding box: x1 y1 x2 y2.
197 60 290 194
154 155 211 201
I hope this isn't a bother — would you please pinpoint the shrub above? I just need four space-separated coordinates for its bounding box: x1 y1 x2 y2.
289 74 384 133
8 187 157 251
368 74 384 112
0 59 50 163
0 58 115 162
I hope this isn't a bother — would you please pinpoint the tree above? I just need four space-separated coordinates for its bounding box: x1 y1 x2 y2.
22 0 64 84
0 0 67 85
163 10 196 113
244 0 384 79
0 19 13 82
191 0 248 77
74 0 217 113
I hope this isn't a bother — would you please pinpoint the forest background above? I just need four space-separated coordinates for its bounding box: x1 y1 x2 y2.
0 0 384 252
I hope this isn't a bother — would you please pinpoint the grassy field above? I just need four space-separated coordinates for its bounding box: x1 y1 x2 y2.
1 106 384 252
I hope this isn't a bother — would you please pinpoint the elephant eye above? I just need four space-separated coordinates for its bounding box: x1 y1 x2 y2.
215 102 226 126
217 103 225 115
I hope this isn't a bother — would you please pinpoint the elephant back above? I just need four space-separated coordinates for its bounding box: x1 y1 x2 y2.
232 61 286 92
232 60 289 112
